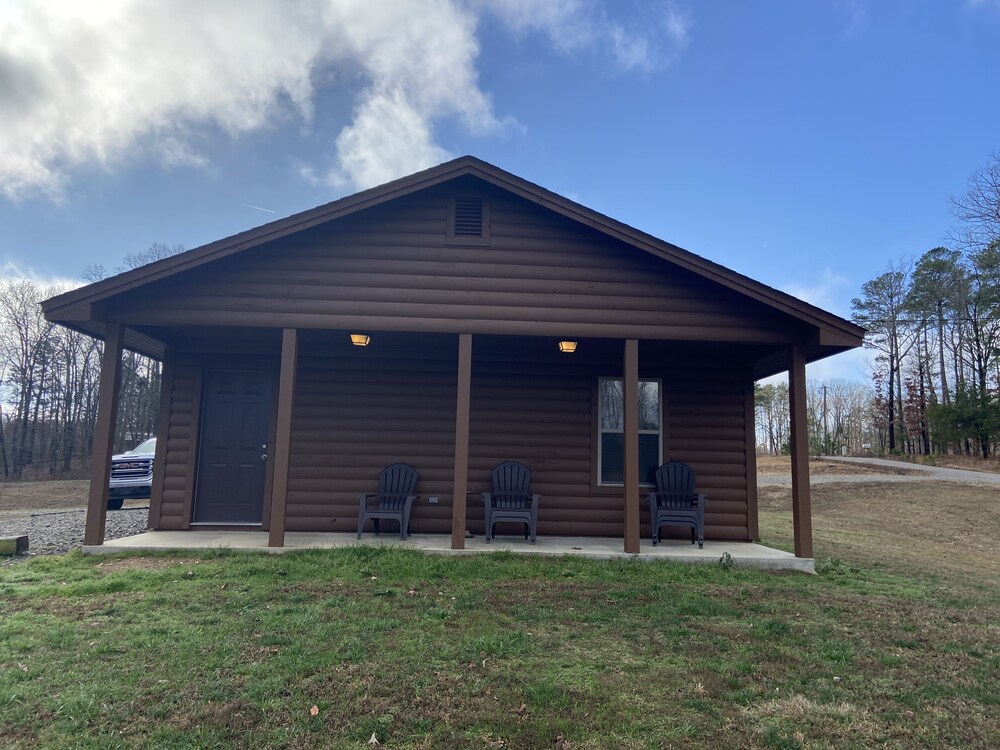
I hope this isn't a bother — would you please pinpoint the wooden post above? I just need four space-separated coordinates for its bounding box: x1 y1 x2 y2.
268 328 298 548
451 333 472 550
84 322 124 546
745 379 760 541
623 339 640 554
788 345 813 558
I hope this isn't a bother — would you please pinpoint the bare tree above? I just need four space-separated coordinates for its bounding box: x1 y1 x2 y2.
117 242 184 272
951 152 1000 252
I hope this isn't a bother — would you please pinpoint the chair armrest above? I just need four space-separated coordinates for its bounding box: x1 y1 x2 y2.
359 493 377 508
646 492 657 507
404 494 419 509
481 491 493 507
695 493 706 511
530 493 541 510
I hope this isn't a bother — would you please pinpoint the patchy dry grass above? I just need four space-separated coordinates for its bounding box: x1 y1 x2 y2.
755 456 921 476
876 453 1000 475
759 481 1000 584
0 480 144 519
0 478 998 748
0 480 90 515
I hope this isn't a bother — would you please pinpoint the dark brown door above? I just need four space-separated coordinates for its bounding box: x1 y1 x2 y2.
193 370 273 524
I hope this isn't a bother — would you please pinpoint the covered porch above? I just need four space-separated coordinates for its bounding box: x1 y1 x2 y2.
80 324 816 561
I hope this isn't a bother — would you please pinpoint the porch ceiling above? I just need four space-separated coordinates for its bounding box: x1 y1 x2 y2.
132 324 785 375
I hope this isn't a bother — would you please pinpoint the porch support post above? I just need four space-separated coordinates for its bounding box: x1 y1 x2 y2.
451 333 472 550
788 344 813 558
268 328 298 548
623 338 640 554
84 322 124 546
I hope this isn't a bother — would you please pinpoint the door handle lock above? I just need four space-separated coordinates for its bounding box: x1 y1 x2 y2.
261 454 268 461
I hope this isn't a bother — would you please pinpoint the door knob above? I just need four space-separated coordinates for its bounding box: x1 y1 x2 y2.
261 454 268 460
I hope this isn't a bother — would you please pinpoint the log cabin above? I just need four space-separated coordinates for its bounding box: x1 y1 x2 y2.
41 156 864 557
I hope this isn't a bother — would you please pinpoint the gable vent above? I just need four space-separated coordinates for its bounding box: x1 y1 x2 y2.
453 196 484 236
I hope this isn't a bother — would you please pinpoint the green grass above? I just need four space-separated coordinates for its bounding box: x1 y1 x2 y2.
1 548 998 749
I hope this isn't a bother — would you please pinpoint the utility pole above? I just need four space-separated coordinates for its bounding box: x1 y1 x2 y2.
821 384 828 455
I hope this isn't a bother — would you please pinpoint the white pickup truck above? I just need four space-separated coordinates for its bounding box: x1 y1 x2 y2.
107 437 156 510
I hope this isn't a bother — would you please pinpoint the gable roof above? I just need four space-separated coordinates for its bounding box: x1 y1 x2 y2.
42 155 864 348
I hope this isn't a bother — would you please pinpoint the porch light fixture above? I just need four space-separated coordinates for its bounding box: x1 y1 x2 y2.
558 340 578 353
350 333 371 347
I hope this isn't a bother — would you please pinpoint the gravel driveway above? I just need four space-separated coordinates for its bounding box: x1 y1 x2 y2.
821 455 1000 484
1 507 150 566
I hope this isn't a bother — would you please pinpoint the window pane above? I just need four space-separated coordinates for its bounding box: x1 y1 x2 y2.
601 433 624 484
638 380 660 430
602 434 660 485
639 434 660 485
600 379 624 431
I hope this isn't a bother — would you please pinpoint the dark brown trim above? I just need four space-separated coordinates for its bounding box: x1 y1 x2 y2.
788 345 813 558
84 322 124 546
623 339 640 554
268 328 299 548
590 380 600 491
103 309 805 345
179 367 204 530
260 370 281 532
451 333 472 550
744 378 759 541
147 351 175 530
42 156 864 345
661 379 670 464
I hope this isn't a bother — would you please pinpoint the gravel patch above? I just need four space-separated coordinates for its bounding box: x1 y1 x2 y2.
1 508 150 566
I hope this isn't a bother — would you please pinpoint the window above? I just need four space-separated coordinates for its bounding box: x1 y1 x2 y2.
598 377 662 486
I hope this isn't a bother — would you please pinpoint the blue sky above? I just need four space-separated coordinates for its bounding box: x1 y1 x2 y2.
2 1 998 382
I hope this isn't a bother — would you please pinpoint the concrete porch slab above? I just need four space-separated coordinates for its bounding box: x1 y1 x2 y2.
84 531 814 573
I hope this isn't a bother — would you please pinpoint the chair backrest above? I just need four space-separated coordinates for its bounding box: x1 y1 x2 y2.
652 461 697 509
378 463 419 510
491 461 532 509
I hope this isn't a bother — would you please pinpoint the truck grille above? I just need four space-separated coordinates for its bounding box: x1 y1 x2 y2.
111 459 152 478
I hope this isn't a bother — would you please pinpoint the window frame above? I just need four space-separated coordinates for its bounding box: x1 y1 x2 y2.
596 376 663 488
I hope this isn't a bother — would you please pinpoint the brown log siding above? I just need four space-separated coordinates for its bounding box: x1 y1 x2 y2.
154 363 201 530
150 350 752 541
109 186 804 345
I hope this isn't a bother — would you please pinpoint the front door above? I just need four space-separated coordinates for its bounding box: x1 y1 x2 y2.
192 370 273 524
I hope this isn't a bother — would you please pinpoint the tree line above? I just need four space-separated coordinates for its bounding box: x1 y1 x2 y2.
0 244 181 480
850 154 1000 458
755 379 879 456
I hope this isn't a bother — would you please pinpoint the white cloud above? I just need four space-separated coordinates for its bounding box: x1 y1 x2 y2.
781 267 852 318
834 0 870 37
329 87 453 190
0 1 692 198
0 260 84 292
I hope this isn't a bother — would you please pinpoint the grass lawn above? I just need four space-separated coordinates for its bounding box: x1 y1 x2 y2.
2 484 999 749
